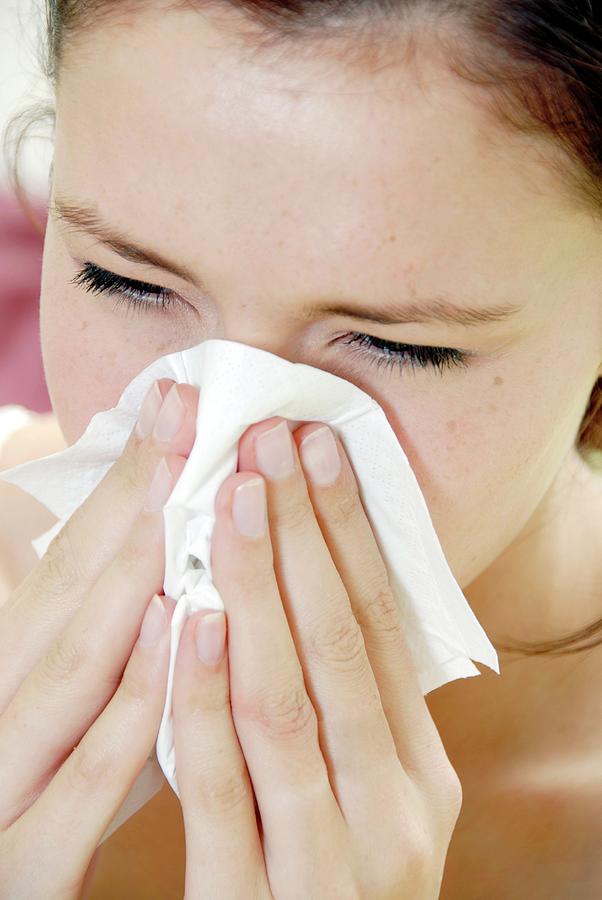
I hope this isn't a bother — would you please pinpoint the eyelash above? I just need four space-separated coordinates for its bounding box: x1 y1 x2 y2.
71 262 470 375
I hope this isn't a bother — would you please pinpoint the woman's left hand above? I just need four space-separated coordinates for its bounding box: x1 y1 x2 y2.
172 416 463 899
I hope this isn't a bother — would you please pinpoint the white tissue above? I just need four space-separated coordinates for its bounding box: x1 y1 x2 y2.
1 338 499 837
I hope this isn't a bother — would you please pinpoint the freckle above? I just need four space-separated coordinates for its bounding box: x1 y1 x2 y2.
488 404 497 413
446 420 457 433
80 320 89 331
388 234 396 242
494 376 503 386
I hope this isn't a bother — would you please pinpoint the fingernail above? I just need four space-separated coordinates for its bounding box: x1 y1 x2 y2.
144 457 174 512
196 611 226 665
299 427 341 487
135 381 164 440
255 421 295 479
153 384 185 443
232 478 267 538
138 594 167 647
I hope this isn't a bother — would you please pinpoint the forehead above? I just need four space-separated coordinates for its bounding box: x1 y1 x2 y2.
53 7 582 310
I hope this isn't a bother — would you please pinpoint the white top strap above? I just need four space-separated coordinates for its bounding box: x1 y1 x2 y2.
0 405 37 456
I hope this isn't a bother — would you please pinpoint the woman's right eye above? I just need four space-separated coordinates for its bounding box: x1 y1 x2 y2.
71 261 184 313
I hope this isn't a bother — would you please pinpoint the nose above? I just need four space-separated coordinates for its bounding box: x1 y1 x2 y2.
215 317 311 433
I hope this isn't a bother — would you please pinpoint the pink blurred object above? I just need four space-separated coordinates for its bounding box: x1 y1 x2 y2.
0 191 51 413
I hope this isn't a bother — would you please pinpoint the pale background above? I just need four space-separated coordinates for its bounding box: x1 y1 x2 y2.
0 0 53 198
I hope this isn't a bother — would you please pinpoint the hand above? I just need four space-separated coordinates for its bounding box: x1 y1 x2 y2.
172 416 463 899
0 379 198 898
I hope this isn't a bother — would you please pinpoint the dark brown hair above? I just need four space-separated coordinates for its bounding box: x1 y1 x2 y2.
6 0 602 655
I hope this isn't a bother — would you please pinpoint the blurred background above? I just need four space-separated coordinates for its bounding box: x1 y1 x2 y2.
1 1 53 413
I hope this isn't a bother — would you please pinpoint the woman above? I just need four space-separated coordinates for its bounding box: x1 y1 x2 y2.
1 1 601 897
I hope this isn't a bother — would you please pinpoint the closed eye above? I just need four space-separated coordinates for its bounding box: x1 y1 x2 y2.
71 261 472 375
71 262 180 311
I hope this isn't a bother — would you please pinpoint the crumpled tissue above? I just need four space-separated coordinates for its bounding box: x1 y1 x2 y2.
1 338 499 839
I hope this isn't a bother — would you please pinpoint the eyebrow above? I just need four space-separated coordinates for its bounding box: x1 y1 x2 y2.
50 194 522 328
50 195 205 288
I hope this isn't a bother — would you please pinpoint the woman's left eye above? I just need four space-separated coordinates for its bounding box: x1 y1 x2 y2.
71 261 471 375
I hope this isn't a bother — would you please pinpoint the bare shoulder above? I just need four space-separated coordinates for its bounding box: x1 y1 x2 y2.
0 414 67 600
441 763 602 900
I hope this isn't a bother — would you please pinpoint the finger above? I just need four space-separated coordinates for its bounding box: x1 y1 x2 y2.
234 419 401 795
0 454 186 828
172 610 269 899
239 419 448 779
5 594 173 897
209 472 341 858
0 379 199 707
293 423 452 781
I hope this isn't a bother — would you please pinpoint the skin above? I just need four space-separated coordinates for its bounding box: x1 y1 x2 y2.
18 1 602 892
0 374 461 897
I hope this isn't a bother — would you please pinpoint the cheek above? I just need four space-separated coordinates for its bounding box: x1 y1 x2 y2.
379 374 571 589
41 296 134 443
38 228 133 441
39 221 184 443
377 390 505 586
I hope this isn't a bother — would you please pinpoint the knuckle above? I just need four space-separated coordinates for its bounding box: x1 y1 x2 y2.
436 762 464 816
276 496 312 534
177 677 231 721
421 754 464 822
244 555 277 597
404 837 433 885
308 612 368 673
120 659 153 704
69 741 112 792
396 814 437 884
327 485 359 530
119 521 163 574
97 668 123 700
39 530 80 600
238 679 316 742
197 762 251 817
116 451 147 500
226 545 276 602
360 581 402 639
41 635 86 686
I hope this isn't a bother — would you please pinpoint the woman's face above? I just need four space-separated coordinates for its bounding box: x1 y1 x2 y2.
41 7 602 590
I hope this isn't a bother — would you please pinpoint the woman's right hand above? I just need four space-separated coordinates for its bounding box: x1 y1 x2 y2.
0 378 199 899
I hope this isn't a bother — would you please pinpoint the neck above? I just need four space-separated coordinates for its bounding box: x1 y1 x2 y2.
425 446 602 784
465 445 602 645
